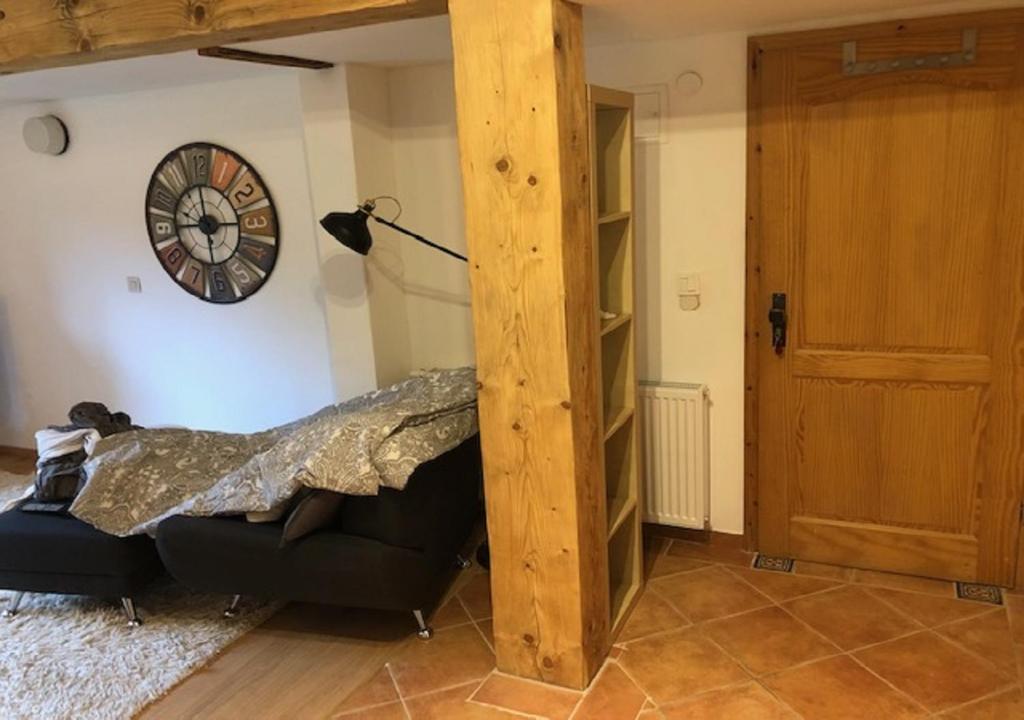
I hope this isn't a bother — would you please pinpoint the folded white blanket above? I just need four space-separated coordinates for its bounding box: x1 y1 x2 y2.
35 427 102 464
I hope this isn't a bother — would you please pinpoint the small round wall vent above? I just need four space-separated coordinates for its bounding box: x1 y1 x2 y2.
675 71 704 97
23 115 70 155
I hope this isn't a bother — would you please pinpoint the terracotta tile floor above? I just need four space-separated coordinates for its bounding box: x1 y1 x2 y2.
335 539 1024 719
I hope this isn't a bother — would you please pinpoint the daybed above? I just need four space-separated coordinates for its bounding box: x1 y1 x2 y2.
155 434 483 638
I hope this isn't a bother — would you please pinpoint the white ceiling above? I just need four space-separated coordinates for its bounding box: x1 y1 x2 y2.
0 0 1016 107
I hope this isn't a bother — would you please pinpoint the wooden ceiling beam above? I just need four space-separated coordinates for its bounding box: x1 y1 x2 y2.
0 0 447 74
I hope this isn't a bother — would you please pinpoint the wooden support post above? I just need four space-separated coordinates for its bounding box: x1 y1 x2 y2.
449 0 608 690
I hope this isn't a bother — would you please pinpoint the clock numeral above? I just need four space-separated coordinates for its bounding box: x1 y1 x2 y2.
226 257 260 295
158 240 188 275
208 267 236 303
240 207 276 236
211 151 242 192
238 238 277 272
233 183 255 205
228 259 252 284
161 158 189 195
182 146 212 187
192 153 208 180
154 221 173 236
180 258 207 297
227 169 267 211
148 179 177 214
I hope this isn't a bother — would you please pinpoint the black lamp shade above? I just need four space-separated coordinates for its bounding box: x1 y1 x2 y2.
320 209 373 255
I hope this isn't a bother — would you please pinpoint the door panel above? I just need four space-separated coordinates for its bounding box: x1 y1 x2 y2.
803 84 999 353
795 381 981 534
752 11 1024 585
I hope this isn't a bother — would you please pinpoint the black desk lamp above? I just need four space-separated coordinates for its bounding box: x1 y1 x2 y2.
322 197 486 568
320 197 467 262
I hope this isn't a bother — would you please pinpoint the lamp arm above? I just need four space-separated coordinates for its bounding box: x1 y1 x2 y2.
370 215 468 263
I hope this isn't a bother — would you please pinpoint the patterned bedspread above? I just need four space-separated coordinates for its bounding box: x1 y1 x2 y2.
70 368 478 536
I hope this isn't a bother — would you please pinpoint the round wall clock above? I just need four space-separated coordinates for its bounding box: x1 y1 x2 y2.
145 142 279 304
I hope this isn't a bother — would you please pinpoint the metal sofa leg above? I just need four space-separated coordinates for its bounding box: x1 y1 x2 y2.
121 597 142 628
223 594 242 619
2 592 25 619
413 609 434 640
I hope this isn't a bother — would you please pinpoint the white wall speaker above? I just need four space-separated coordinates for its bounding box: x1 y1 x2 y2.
23 115 70 155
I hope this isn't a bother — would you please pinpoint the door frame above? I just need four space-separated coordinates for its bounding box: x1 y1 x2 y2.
742 6 1024 554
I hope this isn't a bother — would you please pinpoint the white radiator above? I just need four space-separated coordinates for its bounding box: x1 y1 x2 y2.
639 382 710 529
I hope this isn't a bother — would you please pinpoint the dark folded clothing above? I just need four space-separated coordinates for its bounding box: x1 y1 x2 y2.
49 401 139 438
35 450 88 502
34 401 141 503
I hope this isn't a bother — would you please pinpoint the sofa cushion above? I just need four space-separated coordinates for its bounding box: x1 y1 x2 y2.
281 489 345 545
337 435 482 551
0 504 161 579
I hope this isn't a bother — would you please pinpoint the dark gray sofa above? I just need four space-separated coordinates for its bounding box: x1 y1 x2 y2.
155 434 483 638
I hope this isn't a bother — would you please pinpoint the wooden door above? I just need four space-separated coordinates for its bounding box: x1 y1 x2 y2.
749 10 1024 586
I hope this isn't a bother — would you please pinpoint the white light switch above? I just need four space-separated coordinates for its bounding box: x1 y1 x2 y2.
127 276 142 294
677 273 701 296
677 273 701 311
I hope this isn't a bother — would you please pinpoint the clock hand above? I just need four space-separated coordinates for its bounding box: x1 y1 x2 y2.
186 196 202 220
197 188 218 264
179 222 239 228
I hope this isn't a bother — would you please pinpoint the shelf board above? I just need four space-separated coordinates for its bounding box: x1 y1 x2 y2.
611 580 642 637
600 313 632 337
603 406 634 442
608 497 637 540
597 210 631 226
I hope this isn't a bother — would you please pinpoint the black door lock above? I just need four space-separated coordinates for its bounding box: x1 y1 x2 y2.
768 293 787 356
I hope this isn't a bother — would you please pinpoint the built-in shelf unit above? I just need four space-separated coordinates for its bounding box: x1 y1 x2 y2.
589 84 642 637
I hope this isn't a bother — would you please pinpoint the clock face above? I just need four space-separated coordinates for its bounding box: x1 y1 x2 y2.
145 143 279 304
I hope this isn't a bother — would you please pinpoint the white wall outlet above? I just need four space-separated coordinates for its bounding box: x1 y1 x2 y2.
126 276 143 294
677 273 701 311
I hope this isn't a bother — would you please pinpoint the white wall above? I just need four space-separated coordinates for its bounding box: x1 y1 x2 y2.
346 64 415 387
588 34 749 534
374 52 747 533
298 67 380 399
0 74 376 446
387 65 474 372
347 63 475 383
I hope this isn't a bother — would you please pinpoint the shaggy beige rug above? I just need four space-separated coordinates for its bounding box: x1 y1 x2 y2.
0 471 32 512
0 471 280 720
